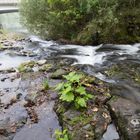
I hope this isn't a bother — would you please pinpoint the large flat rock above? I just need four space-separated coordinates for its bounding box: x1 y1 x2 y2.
108 97 140 140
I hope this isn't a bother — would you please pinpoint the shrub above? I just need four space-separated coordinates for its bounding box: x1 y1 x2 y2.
20 0 140 44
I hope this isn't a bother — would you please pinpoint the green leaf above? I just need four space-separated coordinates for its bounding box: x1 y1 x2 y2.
63 86 72 94
63 72 75 80
63 72 83 83
55 82 64 91
60 92 74 102
75 86 86 95
86 94 93 99
70 74 83 83
76 97 87 107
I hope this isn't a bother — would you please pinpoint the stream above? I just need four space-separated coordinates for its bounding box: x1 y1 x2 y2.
0 12 140 140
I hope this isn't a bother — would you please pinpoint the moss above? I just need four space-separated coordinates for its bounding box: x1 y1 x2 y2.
105 65 121 77
39 64 53 72
69 114 93 126
105 62 140 85
133 72 140 84
18 65 26 72
43 79 49 90
0 44 3 49
18 61 36 72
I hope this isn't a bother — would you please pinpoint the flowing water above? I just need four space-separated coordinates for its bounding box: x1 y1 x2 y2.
0 12 23 32
0 12 140 140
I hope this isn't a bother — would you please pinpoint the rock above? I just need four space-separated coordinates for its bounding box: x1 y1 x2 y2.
107 97 140 140
18 61 35 73
50 69 68 79
49 91 58 100
38 64 53 72
0 103 28 139
55 105 111 140
1 77 7 82
0 118 9 136
92 108 111 139
37 60 47 65
0 68 16 73
16 93 22 100
24 92 40 105
0 135 10 140
32 67 39 72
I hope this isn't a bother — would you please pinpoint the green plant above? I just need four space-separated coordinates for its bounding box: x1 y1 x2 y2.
55 129 69 140
55 72 93 108
43 79 49 90
20 0 140 44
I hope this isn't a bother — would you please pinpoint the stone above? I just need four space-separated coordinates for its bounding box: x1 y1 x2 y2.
55 105 111 140
37 60 47 65
24 92 40 105
107 97 140 140
0 135 10 140
50 69 68 79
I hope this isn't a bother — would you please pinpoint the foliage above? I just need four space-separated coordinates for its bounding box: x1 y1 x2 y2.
55 129 69 140
55 72 93 108
20 0 140 44
43 79 49 90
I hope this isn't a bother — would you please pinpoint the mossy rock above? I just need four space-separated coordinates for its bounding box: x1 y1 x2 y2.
55 101 111 140
18 61 36 73
50 69 69 79
104 60 140 85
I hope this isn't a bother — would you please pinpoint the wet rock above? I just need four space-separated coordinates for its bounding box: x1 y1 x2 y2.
38 64 53 72
0 118 9 136
101 123 120 140
16 93 22 100
18 61 35 73
109 82 140 104
0 68 16 73
1 77 7 82
15 50 37 57
92 108 111 139
24 92 40 105
3 41 14 47
0 103 28 138
37 60 47 65
55 103 111 140
48 91 58 100
50 69 68 79
96 44 121 52
6 68 16 73
107 97 140 140
13 102 60 140
0 135 10 140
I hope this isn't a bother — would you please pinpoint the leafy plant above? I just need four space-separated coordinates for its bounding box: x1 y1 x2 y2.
55 72 93 108
55 129 69 140
20 0 140 44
